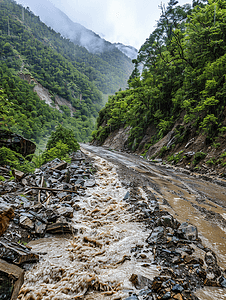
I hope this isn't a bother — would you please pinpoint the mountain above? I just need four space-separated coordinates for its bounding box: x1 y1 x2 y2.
14 0 133 94
16 0 115 54
0 0 133 144
16 0 137 61
114 43 138 60
92 0 226 174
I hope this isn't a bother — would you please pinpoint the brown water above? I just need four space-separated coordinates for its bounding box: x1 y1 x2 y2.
18 157 159 300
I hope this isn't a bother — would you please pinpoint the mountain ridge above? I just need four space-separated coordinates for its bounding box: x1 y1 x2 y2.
16 0 138 59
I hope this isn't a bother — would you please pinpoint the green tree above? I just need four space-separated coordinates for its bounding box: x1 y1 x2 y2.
46 124 80 152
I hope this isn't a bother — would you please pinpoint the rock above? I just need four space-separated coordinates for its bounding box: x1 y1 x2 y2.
0 258 25 300
84 179 96 187
219 276 226 288
151 279 162 291
173 294 183 300
177 222 198 241
70 164 79 169
0 128 36 157
46 222 75 234
156 215 176 228
12 169 24 180
184 151 195 157
204 251 217 266
171 284 184 293
56 216 67 223
35 220 47 235
50 161 67 171
57 191 68 199
196 268 207 279
19 216 34 230
57 206 73 218
0 240 39 264
183 255 204 266
0 202 14 236
161 291 171 299
147 227 165 244
129 274 152 289
204 278 221 287
123 191 130 200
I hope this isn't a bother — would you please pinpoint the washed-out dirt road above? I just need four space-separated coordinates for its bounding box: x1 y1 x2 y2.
81 144 226 299
18 144 226 300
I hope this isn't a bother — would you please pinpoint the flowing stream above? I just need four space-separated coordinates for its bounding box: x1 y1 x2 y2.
18 146 226 299
18 156 159 299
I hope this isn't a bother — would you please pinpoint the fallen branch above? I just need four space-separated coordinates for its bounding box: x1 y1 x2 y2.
28 186 77 193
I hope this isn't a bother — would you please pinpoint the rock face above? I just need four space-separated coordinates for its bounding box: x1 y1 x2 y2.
0 129 36 157
98 126 131 151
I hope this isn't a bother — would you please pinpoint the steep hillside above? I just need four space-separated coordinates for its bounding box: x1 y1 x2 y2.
92 0 226 176
0 0 132 143
15 0 134 93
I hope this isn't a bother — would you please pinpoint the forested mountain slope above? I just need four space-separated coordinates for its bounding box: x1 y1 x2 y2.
16 0 134 93
0 0 132 143
93 0 226 174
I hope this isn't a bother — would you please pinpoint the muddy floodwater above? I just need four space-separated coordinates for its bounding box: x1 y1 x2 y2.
18 145 226 299
18 156 159 299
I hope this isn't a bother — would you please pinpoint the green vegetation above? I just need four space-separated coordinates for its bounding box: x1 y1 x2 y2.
159 146 168 158
168 150 184 164
0 126 79 173
193 152 207 166
0 176 6 181
0 0 133 143
93 0 226 152
41 141 71 165
206 157 217 165
46 125 80 152
0 147 35 173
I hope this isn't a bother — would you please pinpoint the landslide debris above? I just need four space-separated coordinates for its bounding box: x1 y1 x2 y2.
123 186 226 300
0 150 96 300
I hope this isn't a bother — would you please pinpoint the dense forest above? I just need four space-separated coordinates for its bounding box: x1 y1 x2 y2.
0 0 133 143
93 0 226 154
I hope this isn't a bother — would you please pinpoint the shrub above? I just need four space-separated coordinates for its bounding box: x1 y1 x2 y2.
47 125 80 153
41 141 71 164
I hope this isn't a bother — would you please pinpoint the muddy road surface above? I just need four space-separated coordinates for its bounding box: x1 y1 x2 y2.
18 145 226 300
82 144 226 299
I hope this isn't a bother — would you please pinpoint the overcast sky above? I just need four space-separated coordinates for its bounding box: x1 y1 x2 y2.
17 0 192 49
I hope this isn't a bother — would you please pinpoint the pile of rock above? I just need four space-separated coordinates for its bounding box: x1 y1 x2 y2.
0 150 96 300
124 188 226 300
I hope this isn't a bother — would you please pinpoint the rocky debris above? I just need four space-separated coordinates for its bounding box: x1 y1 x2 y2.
0 150 97 299
0 258 25 300
125 186 226 299
0 239 39 265
1 151 96 241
